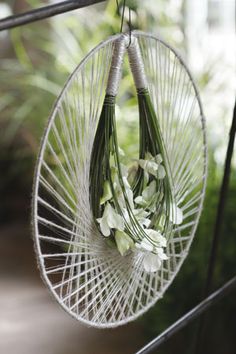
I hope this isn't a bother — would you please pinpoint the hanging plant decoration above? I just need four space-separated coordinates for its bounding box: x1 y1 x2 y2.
32 31 207 328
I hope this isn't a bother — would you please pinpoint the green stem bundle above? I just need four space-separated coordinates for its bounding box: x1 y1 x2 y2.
89 36 175 254
135 88 174 236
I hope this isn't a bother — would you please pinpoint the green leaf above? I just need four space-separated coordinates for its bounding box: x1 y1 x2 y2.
115 230 134 256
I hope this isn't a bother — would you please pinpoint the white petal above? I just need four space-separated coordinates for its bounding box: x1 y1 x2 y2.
141 218 151 228
139 157 158 178
109 213 124 231
139 238 153 252
123 177 134 209
97 217 111 237
117 191 125 209
127 189 134 209
106 203 125 231
145 229 167 247
145 152 154 161
96 205 111 237
134 208 150 219
155 154 163 164
157 165 166 179
139 159 148 170
135 242 142 250
142 180 156 202
115 230 134 256
134 208 151 228
109 214 125 231
103 203 111 217
134 196 145 206
143 253 162 273
122 208 130 224
146 161 158 177
155 247 168 260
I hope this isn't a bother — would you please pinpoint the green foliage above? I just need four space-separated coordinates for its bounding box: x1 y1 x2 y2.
0 0 185 224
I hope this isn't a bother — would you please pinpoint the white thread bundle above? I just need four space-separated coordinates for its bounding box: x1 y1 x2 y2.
128 36 148 89
106 35 127 96
32 31 207 328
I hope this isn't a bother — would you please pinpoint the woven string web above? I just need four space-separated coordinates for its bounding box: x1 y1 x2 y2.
32 31 207 328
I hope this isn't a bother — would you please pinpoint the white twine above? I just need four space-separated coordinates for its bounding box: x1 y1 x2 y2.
106 35 127 96
127 35 148 89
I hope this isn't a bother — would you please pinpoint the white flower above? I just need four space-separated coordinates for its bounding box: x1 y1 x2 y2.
169 203 183 225
113 177 134 210
139 159 159 177
136 229 167 252
135 180 157 212
135 229 168 272
133 208 151 228
157 165 166 179
142 180 156 203
143 253 162 273
121 207 150 230
146 229 167 247
97 203 124 237
138 153 166 179
115 230 134 256
142 247 168 273
136 237 153 252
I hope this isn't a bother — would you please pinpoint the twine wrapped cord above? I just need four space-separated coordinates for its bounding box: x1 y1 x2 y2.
106 34 148 95
106 35 127 96
128 36 148 90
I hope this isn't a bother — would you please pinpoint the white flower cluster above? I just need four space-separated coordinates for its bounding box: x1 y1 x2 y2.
96 152 183 273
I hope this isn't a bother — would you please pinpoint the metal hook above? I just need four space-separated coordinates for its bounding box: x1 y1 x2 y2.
116 0 126 33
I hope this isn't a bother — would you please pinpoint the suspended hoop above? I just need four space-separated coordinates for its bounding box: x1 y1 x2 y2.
32 31 207 328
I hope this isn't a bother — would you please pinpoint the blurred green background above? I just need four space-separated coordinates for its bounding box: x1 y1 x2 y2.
0 1 235 353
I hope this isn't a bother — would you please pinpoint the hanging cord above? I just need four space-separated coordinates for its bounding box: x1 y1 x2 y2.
127 6 132 48
116 0 126 33
120 0 126 33
115 0 132 47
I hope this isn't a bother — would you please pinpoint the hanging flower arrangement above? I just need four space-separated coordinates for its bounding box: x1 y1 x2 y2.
90 36 183 273
33 31 207 328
